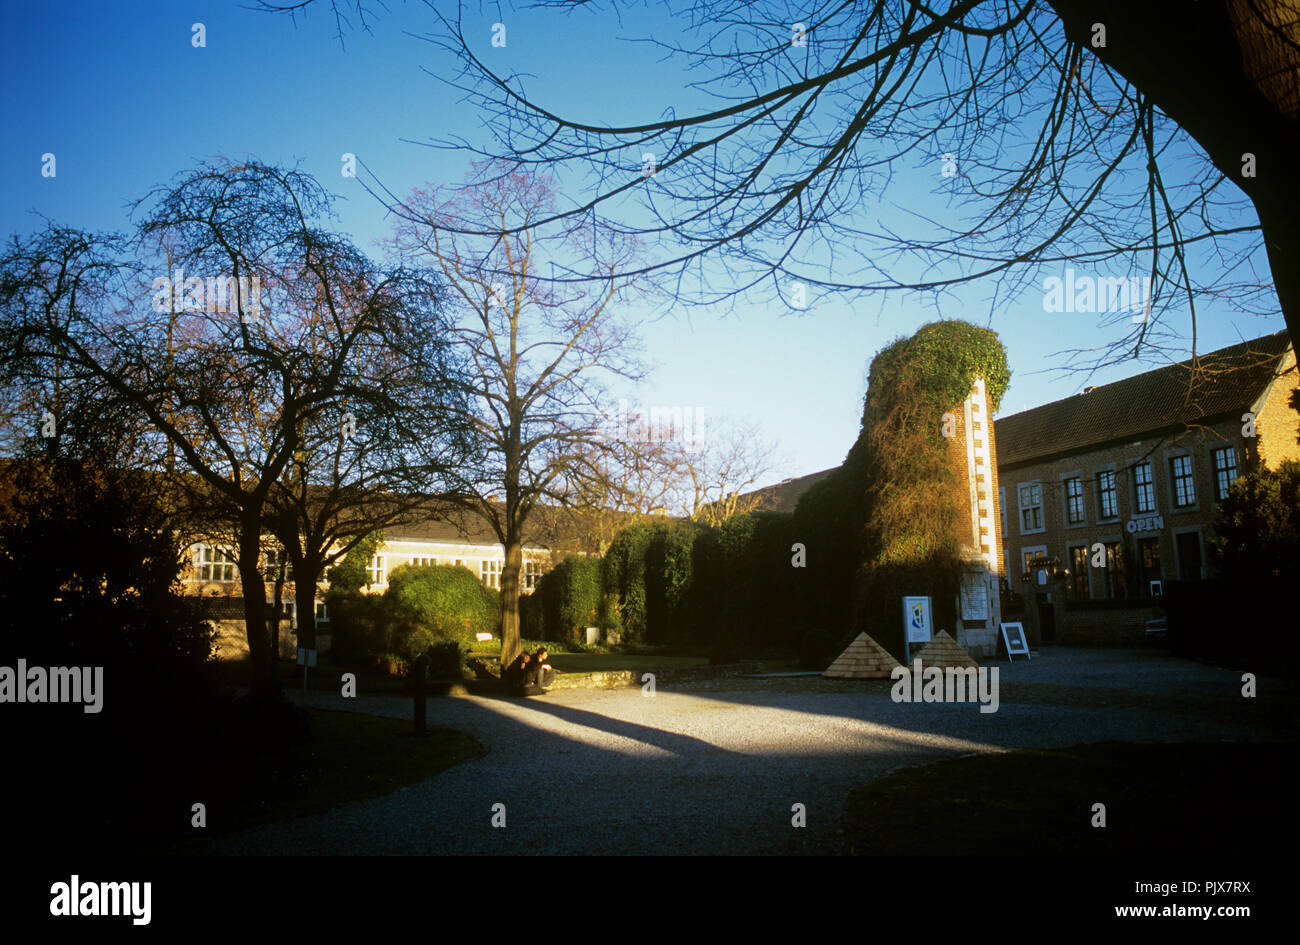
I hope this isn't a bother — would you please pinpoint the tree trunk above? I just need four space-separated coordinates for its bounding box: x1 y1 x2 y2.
1048 0 1300 348
238 521 279 703
499 533 524 671
294 556 321 653
270 557 286 661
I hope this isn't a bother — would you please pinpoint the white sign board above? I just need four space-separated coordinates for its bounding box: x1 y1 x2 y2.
903 596 933 644
1000 622 1030 661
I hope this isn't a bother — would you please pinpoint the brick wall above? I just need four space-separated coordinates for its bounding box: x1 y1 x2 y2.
1255 348 1300 468
1058 602 1165 646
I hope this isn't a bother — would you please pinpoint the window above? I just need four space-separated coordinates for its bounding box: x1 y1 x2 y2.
262 547 294 581
1064 477 1085 524
480 559 502 590
1018 482 1043 532
1133 462 1155 513
1102 541 1127 600
410 556 436 567
1169 455 1195 508
1069 545 1090 599
1138 537 1162 595
1021 546 1047 581
366 555 386 587
524 560 541 592
196 545 237 582
999 486 1007 539
1097 470 1118 519
1213 447 1239 501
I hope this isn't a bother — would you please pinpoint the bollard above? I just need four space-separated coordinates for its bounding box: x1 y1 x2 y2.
412 651 432 736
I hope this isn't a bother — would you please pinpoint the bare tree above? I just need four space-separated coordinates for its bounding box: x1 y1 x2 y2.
678 416 784 526
259 0 1300 371
0 160 467 702
390 160 644 670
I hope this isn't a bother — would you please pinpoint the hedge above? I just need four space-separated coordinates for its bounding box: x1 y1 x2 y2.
382 563 501 655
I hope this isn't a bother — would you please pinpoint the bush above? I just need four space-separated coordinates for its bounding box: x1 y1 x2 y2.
645 522 700 644
529 555 601 645
602 525 653 643
324 588 388 664
383 563 500 654
798 626 840 671
420 640 467 679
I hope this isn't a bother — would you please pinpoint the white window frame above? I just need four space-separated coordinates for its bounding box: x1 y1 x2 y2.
1212 446 1239 501
1169 454 1195 508
480 559 502 590
1017 482 1044 534
1096 469 1119 520
1021 544 1048 582
1132 461 1156 514
1063 475 1085 526
196 544 237 582
366 554 386 587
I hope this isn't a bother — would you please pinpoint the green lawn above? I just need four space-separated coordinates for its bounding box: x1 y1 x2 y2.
546 652 710 674
843 741 1287 855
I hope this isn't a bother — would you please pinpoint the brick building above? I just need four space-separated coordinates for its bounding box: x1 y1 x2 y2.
992 331 1298 641
744 330 1299 649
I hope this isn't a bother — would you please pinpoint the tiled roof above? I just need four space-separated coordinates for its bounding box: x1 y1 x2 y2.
994 332 1292 468
737 332 1293 509
739 467 838 513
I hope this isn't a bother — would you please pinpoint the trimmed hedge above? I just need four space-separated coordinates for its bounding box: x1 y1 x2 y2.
384 563 501 654
601 524 653 643
525 555 601 645
590 321 1009 662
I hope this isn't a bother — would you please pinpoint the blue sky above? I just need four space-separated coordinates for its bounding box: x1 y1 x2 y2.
1 1 1287 483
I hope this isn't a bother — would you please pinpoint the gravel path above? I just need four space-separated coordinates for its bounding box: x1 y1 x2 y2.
182 648 1298 856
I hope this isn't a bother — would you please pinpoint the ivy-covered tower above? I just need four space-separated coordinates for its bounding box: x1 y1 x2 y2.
851 320 1010 660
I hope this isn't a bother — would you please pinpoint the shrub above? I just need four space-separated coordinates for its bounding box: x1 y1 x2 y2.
602 524 653 643
323 588 388 664
644 522 700 644
383 563 500 654
420 640 467 679
529 554 602 645
798 626 839 671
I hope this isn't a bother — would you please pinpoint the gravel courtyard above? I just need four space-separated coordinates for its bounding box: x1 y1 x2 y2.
183 648 1298 856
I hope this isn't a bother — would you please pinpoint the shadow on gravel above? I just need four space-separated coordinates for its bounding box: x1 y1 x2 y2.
496 693 744 758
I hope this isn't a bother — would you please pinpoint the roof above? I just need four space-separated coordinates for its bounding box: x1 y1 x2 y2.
737 331 1294 510
994 332 1293 468
738 467 839 513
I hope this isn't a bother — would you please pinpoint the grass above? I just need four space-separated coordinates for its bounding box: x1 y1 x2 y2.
215 656 411 696
545 652 709 674
843 741 1288 855
166 707 485 844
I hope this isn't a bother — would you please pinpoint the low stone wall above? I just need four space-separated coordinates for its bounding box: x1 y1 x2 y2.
548 661 768 690
1058 602 1164 646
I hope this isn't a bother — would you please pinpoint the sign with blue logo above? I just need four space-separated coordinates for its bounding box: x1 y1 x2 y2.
902 596 933 644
